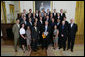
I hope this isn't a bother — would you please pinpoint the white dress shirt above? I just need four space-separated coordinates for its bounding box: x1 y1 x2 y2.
54 13 56 16
71 23 73 28
17 24 20 28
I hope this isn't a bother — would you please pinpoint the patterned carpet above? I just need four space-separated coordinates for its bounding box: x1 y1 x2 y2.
47 44 84 56
1 45 31 56
1 39 84 56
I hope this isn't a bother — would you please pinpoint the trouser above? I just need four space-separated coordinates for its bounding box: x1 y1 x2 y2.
58 37 62 48
31 39 38 50
62 37 66 50
14 38 19 51
67 36 75 50
42 38 48 49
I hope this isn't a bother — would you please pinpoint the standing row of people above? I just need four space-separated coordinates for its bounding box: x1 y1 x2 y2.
12 9 78 53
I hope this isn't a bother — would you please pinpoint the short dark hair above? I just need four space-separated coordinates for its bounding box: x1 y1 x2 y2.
29 9 32 11
16 18 19 21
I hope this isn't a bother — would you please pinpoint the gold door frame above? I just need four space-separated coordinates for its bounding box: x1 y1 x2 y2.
1 1 7 23
9 4 15 23
33 1 53 13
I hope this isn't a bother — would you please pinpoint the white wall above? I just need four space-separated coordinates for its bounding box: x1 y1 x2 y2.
53 1 76 22
20 1 33 13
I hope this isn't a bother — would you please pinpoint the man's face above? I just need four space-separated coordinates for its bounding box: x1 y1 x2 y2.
40 17 42 20
36 10 38 13
60 9 63 13
17 20 20 24
54 9 56 12
70 19 74 23
23 10 26 13
47 9 49 13
62 21 65 25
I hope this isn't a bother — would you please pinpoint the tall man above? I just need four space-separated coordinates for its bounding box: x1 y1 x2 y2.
59 21 68 51
42 21 51 49
31 22 39 51
12 19 20 52
67 19 78 52
53 9 57 22
60 9 66 22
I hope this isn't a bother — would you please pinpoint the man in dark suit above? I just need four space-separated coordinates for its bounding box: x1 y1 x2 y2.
42 21 51 49
23 9 27 17
45 15 51 25
31 22 39 51
37 16 44 46
67 19 78 52
20 16 28 30
59 21 68 51
50 18 55 45
55 19 61 29
26 9 33 19
46 9 50 18
60 9 66 22
27 18 33 30
53 9 57 22
35 10 39 19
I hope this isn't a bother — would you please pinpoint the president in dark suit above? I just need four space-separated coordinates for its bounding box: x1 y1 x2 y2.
67 19 78 52
42 21 51 49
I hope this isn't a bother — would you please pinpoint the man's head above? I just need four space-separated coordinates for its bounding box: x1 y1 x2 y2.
40 16 42 20
45 21 48 25
29 18 31 22
16 19 20 24
60 9 63 13
23 9 26 13
46 15 49 19
47 9 49 13
54 9 56 13
36 10 38 13
62 21 65 25
70 19 74 24
57 19 60 22
52 18 54 22
63 17 66 21
23 16 26 21
29 9 32 13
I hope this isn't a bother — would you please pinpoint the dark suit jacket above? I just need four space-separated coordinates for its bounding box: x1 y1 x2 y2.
31 27 39 40
59 24 68 39
68 23 78 38
26 13 33 19
35 13 39 19
46 12 51 18
53 13 58 20
60 13 66 21
43 25 51 39
37 20 44 33
27 22 33 29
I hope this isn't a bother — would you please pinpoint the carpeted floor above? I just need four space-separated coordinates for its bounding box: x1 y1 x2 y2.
1 38 84 56
1 45 31 56
47 44 84 56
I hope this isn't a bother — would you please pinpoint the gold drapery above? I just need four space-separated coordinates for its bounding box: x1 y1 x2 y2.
75 1 84 36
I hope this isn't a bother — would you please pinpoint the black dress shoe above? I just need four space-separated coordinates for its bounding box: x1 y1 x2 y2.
59 47 61 49
15 50 17 52
67 48 70 50
71 49 73 52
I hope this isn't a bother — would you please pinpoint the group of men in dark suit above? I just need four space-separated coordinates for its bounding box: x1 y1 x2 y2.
17 9 77 52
